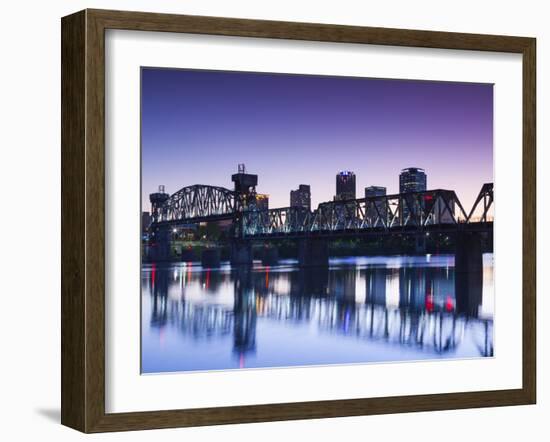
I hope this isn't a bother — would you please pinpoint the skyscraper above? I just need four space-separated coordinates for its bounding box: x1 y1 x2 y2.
399 167 427 193
335 171 356 201
399 168 427 224
290 184 311 210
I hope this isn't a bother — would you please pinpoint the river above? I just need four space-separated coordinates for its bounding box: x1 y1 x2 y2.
141 254 494 373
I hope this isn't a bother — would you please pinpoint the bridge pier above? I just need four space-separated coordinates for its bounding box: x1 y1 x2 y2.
231 241 253 266
180 247 197 262
201 248 221 268
414 234 427 254
454 231 483 316
149 226 172 262
298 238 329 267
261 246 279 266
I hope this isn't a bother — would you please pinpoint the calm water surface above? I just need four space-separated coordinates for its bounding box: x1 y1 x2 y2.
141 254 494 373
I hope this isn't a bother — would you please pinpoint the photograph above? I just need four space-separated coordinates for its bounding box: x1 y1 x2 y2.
140 67 495 374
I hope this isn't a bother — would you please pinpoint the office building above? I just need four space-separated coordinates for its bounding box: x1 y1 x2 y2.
399 167 427 193
365 186 387 198
399 168 427 223
290 184 311 211
335 171 356 201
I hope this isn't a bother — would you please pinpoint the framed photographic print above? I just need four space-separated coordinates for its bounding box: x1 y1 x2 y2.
61 9 536 433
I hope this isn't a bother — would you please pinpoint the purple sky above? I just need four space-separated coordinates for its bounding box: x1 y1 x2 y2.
141 68 493 212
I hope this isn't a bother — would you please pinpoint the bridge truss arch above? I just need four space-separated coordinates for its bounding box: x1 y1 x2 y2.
153 184 236 224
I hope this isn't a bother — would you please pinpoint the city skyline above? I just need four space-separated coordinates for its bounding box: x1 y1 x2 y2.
142 68 493 212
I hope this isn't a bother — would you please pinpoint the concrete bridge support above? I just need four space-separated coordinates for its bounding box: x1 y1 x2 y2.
454 231 483 316
201 248 221 268
148 226 172 262
415 234 427 254
231 241 253 266
261 246 279 266
180 248 197 262
298 238 329 267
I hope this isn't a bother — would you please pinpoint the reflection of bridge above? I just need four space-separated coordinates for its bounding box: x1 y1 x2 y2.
147 167 493 268
147 265 493 359
151 297 493 356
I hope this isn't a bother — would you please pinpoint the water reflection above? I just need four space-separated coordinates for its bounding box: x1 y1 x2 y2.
141 255 494 373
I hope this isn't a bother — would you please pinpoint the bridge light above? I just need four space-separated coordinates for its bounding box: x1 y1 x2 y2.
172 228 177 233
425 294 434 312
445 296 454 312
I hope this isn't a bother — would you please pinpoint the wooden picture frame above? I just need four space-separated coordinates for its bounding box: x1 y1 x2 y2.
61 8 536 433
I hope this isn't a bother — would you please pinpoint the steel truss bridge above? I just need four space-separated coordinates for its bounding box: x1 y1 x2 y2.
150 183 493 239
